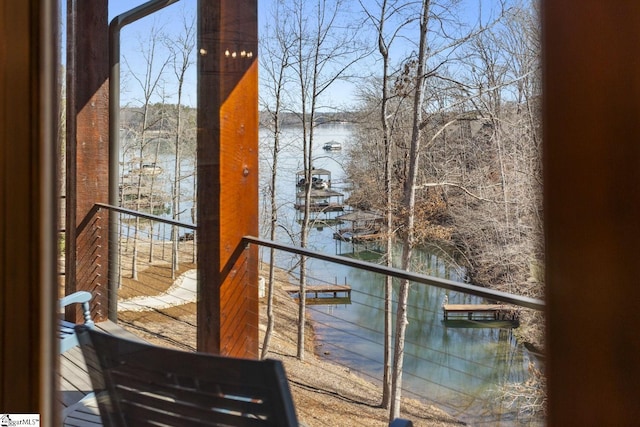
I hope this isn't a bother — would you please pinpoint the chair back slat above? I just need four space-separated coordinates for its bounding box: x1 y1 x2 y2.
75 325 299 427
113 378 272 422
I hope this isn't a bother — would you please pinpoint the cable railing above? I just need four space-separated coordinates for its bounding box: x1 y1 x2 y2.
97 203 199 349
244 236 544 310
94 203 545 426
252 252 544 425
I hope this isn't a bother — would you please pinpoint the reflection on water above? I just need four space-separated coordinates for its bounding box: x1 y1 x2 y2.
259 124 544 426
305 241 542 426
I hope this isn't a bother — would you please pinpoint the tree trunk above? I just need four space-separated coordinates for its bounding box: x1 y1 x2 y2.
377 0 393 408
390 0 430 420
262 112 281 359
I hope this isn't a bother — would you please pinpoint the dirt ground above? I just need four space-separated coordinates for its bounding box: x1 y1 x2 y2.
118 262 465 427
254 281 465 427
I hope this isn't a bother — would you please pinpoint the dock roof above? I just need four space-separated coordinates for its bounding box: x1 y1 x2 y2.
336 211 383 222
296 168 332 175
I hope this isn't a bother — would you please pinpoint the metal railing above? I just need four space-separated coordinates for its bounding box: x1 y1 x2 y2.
243 236 544 311
96 203 544 315
98 203 197 333
93 203 545 425
244 235 545 425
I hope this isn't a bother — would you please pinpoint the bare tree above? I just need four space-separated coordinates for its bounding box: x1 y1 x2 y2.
345 0 542 418
259 0 295 359
390 0 431 419
460 0 543 347
123 23 170 280
287 0 363 361
165 8 196 279
359 0 415 409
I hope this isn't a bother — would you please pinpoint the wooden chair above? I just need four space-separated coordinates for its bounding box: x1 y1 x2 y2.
59 291 94 354
74 325 299 427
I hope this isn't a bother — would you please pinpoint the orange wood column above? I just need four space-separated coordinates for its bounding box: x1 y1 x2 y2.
66 0 110 322
544 2 640 425
197 0 259 357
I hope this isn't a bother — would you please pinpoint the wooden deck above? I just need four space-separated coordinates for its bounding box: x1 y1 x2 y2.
282 284 351 303
60 321 143 426
442 304 511 320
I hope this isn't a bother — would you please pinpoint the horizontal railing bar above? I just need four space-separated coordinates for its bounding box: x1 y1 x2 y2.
89 204 543 311
95 203 197 230
243 236 545 311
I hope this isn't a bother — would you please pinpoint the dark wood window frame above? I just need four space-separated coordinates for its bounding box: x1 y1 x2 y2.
2 0 640 425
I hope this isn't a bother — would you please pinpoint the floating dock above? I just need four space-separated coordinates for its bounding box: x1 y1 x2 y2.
441 319 519 329
282 284 351 305
442 304 516 320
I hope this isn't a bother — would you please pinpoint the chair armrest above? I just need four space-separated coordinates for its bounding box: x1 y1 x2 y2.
59 291 94 327
59 291 92 308
389 419 413 427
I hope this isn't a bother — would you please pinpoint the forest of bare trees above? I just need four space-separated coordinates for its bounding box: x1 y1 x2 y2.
117 7 198 282
259 0 543 421
117 0 544 421
345 0 543 350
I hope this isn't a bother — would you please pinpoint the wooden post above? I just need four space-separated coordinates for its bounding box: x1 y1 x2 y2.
197 0 259 357
66 0 110 323
0 0 58 421
544 2 640 425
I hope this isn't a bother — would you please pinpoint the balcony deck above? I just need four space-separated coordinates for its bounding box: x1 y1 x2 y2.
55 221 544 426
60 321 142 426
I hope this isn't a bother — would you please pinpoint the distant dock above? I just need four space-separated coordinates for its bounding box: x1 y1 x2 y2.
282 284 351 305
442 304 517 321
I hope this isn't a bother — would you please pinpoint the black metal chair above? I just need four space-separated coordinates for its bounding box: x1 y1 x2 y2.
75 325 299 427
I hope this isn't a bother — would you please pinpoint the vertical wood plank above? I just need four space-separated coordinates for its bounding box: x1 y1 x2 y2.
197 0 259 357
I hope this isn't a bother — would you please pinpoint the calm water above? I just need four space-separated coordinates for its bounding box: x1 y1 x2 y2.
122 124 542 425
259 124 544 426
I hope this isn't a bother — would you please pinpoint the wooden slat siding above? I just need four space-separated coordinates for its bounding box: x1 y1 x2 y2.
66 0 110 324
220 265 247 351
0 0 58 420
198 0 259 357
225 298 258 357
75 209 108 318
221 256 258 357
218 40 259 358
543 2 640 425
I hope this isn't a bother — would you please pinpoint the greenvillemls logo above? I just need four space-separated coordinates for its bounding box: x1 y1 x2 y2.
0 414 40 426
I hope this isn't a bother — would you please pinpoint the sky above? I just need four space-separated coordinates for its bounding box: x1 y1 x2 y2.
105 0 508 110
108 0 198 107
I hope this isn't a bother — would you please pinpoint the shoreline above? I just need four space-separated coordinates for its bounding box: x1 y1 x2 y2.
116 261 464 426
258 266 464 427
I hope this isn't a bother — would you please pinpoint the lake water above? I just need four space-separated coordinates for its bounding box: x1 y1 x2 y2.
259 124 544 426
124 124 543 425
